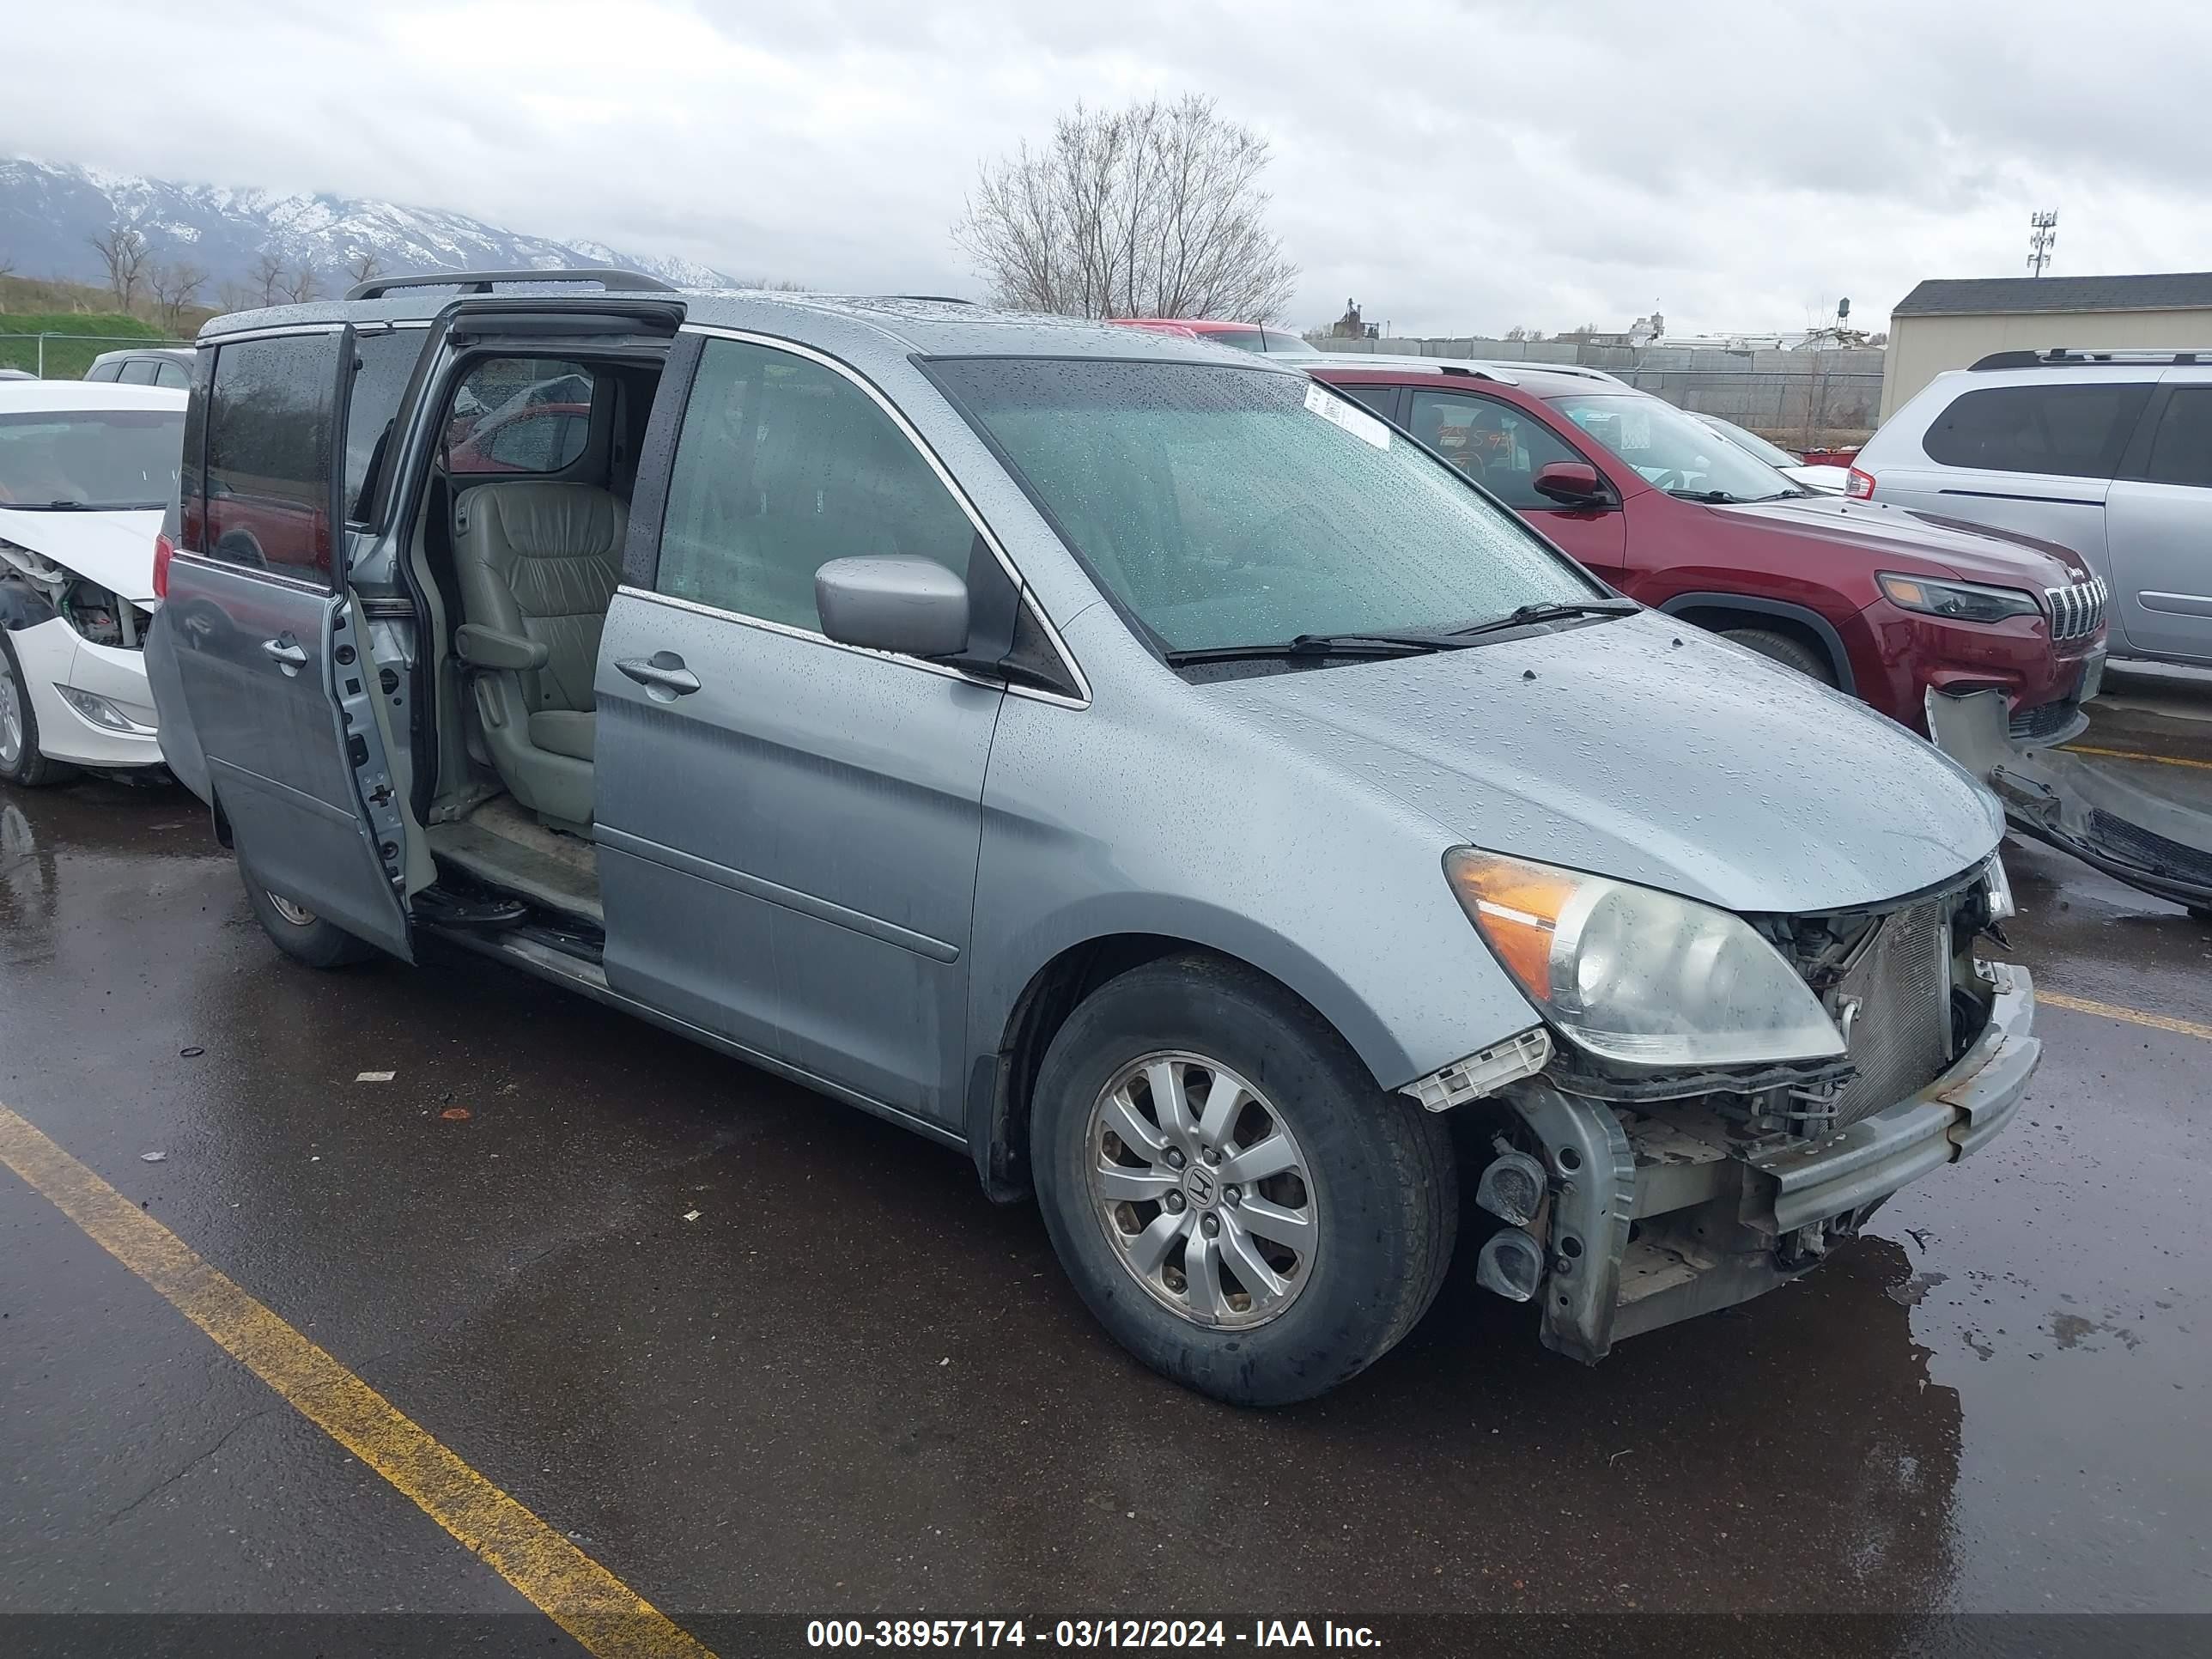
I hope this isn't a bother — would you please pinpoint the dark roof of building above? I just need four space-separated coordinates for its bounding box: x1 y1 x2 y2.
1893 272 2212 318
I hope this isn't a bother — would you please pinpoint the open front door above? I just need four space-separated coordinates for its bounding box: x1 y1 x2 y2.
165 324 415 959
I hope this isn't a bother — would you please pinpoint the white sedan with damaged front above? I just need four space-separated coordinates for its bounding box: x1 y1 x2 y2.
0 380 183 785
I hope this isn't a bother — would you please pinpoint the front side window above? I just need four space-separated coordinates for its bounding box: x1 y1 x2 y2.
1410 389 1589 510
1921 382 2150 479
0 408 184 511
118 358 160 386
200 331 345 578
929 358 1599 653
1552 392 1797 503
154 361 190 389
2140 386 2212 489
655 338 978 631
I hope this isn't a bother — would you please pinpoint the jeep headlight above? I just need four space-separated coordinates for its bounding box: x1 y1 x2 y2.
1444 849 1846 1068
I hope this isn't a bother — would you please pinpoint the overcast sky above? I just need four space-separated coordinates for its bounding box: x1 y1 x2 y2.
7 0 2209 335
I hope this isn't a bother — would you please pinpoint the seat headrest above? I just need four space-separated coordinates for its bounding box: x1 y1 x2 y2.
456 482 627 561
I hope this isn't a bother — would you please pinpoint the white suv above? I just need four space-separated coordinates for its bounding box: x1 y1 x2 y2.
1851 348 2210 666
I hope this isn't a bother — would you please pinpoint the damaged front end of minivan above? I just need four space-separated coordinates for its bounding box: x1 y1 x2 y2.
1406 852 2034 1363
1928 686 2212 915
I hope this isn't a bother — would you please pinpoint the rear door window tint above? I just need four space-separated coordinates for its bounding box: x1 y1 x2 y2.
2140 386 2212 489
1923 382 2150 479
201 331 347 581
446 358 595 476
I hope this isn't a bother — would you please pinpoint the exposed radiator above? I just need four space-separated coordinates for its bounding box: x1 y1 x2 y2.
1826 902 1950 1128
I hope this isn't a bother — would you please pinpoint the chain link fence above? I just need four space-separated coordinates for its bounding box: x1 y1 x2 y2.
0 331 195 381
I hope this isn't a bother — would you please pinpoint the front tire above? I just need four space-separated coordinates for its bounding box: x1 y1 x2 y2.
0 629 75 787
1032 953 1457 1406
1719 625 1837 685
240 854 378 969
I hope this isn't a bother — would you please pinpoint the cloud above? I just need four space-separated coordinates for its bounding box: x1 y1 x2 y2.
5 0 2209 333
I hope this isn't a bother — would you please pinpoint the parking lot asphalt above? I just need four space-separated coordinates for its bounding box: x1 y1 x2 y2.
3 697 2209 1647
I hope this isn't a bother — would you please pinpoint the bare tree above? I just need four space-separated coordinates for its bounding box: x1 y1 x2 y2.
216 278 257 315
249 250 288 307
346 250 383 289
87 224 154 310
955 94 1297 324
149 261 209 332
276 261 324 305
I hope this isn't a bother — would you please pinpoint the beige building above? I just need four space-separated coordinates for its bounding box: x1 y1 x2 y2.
1879 271 2212 420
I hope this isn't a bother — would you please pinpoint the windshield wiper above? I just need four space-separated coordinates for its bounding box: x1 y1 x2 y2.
1449 599 1638 639
3 499 100 511
1163 630 1468 665
1667 488 1747 504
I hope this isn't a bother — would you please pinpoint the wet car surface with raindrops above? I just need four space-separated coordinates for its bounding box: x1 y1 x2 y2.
3 669 2209 1648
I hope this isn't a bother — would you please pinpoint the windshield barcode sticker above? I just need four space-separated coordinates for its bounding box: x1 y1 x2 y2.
1304 381 1390 449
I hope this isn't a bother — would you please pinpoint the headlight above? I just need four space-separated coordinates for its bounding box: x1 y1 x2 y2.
1981 849 2015 923
1877 571 2041 624
1443 849 1846 1067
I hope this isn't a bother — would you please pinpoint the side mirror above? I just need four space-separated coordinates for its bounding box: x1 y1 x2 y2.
1532 460 1607 507
815 556 970 658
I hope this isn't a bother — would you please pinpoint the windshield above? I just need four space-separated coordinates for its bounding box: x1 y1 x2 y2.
1552 393 1798 502
0 408 184 510
1698 414 1802 470
931 358 1601 653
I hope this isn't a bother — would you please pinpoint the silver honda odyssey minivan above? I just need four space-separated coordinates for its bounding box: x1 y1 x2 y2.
144 275 2037 1405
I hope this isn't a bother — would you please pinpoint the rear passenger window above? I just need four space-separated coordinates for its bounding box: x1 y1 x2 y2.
119 359 160 385
655 338 978 633
1922 383 2149 479
85 361 120 382
446 357 594 477
154 361 189 389
201 332 347 580
2140 386 2212 489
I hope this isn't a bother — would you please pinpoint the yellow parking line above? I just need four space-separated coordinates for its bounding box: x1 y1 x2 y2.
0 1102 714 1659
2059 743 2212 773
2039 991 2212 1044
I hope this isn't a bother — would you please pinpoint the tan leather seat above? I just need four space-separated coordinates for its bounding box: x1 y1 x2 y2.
450 482 628 830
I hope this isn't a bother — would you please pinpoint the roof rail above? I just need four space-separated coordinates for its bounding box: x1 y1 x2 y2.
343 267 678 301
1971 346 2209 371
884 294 975 305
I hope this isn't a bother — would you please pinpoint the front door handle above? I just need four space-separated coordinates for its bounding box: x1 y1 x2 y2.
616 653 702 698
261 636 308 674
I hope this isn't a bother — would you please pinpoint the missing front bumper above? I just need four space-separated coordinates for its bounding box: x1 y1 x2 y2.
1503 964 2038 1363
1928 686 2212 909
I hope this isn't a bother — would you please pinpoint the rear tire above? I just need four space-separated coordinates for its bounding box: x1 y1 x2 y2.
240 854 378 969
1031 952 1458 1407
0 629 76 787
1719 625 1838 686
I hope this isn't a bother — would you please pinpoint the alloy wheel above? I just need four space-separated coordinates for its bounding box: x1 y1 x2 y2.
0 653 22 769
267 891 318 927
1085 1052 1316 1329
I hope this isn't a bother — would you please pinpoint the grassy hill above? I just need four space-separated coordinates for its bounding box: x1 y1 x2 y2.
0 273 212 378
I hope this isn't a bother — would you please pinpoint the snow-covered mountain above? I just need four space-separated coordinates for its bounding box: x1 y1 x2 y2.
0 156 736 295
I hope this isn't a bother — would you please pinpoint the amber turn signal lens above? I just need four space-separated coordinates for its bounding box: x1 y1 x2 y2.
1443 849 1582 1002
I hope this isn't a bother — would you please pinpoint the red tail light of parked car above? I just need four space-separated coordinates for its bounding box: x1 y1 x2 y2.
1845 466 1876 500
152 529 175 599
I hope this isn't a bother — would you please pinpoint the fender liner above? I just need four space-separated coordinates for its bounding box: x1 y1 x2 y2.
1657 592 1856 696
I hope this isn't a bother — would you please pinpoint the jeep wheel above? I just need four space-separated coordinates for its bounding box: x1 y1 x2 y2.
1719 626 1837 686
1032 952 1457 1407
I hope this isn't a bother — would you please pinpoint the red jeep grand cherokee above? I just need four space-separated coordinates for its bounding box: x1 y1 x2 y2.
1310 359 2108 742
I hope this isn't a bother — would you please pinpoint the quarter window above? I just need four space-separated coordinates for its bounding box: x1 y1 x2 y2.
446 358 595 477
1922 382 2149 479
1410 390 1589 509
2140 386 2212 489
655 338 978 631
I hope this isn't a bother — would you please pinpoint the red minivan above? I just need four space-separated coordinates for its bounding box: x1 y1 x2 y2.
1309 359 2108 743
